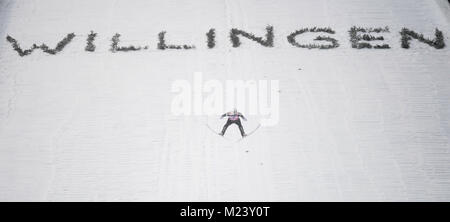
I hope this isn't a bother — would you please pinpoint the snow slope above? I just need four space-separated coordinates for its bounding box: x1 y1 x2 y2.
0 0 450 201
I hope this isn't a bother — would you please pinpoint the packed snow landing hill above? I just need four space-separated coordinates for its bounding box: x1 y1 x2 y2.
0 0 450 201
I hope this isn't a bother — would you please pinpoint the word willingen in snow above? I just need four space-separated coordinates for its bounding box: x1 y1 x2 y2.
5 25 446 56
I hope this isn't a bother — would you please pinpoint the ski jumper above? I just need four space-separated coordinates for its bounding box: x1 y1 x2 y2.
220 111 247 137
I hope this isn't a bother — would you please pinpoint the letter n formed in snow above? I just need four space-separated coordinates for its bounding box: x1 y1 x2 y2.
230 25 274 47
400 28 445 49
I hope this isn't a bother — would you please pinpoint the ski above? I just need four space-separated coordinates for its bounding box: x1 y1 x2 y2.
236 124 261 142
205 124 233 141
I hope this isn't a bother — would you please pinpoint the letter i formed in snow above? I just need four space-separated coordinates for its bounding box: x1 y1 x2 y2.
206 28 216 49
85 31 97 52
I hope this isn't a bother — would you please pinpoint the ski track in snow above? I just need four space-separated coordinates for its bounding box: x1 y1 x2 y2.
0 0 450 201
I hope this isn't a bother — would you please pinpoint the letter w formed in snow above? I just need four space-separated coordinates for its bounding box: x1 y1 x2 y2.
6 33 76 57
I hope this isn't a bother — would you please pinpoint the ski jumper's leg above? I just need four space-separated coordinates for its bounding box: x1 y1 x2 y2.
237 119 246 137
221 119 232 135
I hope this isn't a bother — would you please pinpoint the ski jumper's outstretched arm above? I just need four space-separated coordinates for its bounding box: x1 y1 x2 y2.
220 113 228 119
239 113 247 121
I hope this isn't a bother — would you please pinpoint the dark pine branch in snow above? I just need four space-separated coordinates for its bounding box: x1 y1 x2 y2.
349 26 390 49
314 36 340 49
230 25 274 47
6 33 75 56
85 31 97 52
110 33 142 52
5 26 448 56
157 32 166 50
400 28 445 49
157 31 195 50
287 27 339 49
206 29 216 49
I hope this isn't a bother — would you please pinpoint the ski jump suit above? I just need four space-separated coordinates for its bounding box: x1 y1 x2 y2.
220 111 247 137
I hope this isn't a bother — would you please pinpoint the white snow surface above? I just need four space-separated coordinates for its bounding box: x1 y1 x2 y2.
0 0 450 201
